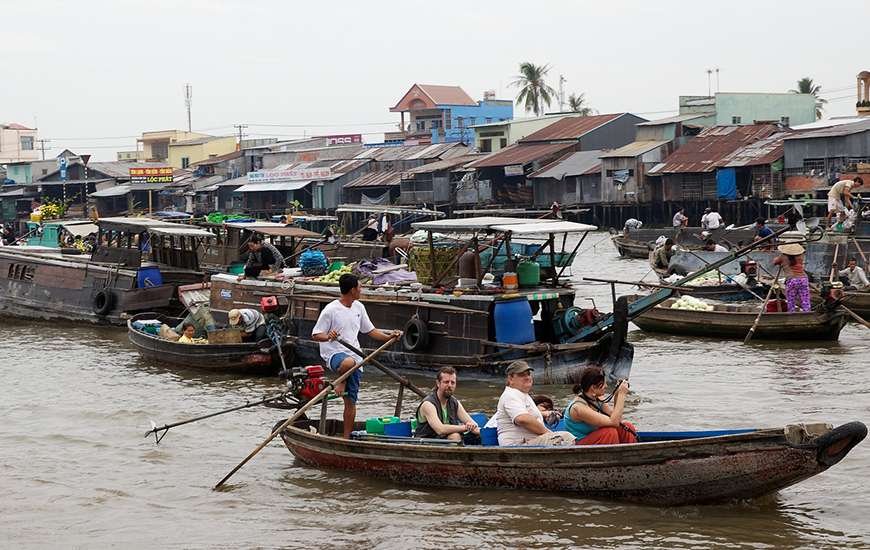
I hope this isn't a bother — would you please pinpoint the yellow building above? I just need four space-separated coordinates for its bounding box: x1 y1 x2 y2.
167 135 237 169
138 130 211 162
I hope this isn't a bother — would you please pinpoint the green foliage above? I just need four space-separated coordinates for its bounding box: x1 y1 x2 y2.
789 77 827 120
567 93 595 116
511 62 557 116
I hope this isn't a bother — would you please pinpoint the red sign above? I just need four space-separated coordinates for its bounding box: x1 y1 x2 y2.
130 166 174 184
324 134 362 146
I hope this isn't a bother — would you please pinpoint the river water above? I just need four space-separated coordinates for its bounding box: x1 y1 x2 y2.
1 232 868 549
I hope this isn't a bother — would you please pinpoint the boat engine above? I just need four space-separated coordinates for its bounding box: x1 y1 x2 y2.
553 306 602 343
286 365 329 403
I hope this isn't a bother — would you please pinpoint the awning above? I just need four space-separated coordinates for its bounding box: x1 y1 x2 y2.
90 185 131 197
149 226 215 238
491 221 598 234
234 181 312 193
59 222 98 237
412 217 538 231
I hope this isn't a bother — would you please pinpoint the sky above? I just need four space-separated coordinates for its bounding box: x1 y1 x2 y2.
3 0 869 161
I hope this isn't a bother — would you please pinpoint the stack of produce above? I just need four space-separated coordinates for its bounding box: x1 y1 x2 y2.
314 264 353 283
670 296 715 311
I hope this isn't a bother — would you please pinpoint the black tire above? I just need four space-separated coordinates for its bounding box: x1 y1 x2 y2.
402 316 429 352
92 289 115 316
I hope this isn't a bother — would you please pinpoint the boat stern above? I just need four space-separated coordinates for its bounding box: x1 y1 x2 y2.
785 421 868 469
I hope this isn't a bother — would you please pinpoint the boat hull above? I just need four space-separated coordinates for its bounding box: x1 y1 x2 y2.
611 236 651 259
628 296 847 340
280 420 866 506
127 313 289 374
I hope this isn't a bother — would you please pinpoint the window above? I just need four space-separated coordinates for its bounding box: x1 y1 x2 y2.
181 157 190 169
606 169 634 177
20 136 34 150
500 138 507 149
456 116 464 129
780 116 790 126
480 139 492 153
444 109 451 129
431 120 441 130
485 117 493 124
41 169 47 175
416 121 426 132
731 116 742 124
469 117 476 126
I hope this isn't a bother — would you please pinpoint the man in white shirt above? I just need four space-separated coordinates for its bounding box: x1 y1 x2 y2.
672 208 688 228
838 258 869 290
828 177 863 223
700 208 724 230
312 274 401 438
703 239 729 253
493 361 575 446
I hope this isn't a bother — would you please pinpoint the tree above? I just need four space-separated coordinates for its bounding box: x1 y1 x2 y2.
511 62 557 116
567 93 595 116
789 77 827 120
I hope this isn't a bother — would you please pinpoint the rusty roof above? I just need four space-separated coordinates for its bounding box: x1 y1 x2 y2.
648 124 779 174
390 84 476 111
405 153 484 175
467 142 576 169
519 113 623 143
353 142 467 161
599 140 670 158
529 150 602 179
718 132 790 168
343 170 403 188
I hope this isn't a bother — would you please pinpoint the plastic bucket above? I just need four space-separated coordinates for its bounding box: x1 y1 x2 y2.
481 427 499 446
502 272 518 290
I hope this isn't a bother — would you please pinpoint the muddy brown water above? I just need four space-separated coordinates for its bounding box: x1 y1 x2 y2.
1 233 868 548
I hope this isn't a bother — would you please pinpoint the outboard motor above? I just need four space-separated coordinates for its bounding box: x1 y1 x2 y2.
286 365 329 403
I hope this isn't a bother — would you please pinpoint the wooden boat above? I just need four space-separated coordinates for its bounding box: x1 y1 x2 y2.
627 295 848 340
611 226 759 259
810 285 870 319
127 312 290 374
0 217 211 324
611 234 652 259
279 417 866 506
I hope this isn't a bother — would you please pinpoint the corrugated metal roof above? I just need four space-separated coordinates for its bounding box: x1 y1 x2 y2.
467 142 576 169
718 132 790 168
519 113 622 143
90 185 131 197
648 124 779 174
599 140 670 158
215 175 248 187
170 135 231 147
784 118 870 140
353 143 467 162
405 153 484 175
529 150 603 179
190 150 243 166
343 170 403 188
235 181 311 193
790 117 867 131
636 113 713 126
87 161 170 179
38 178 113 186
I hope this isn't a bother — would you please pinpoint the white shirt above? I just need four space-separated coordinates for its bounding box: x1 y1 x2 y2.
839 266 869 289
711 244 728 252
701 212 723 229
672 212 688 227
312 299 375 366
829 180 854 199
494 386 544 446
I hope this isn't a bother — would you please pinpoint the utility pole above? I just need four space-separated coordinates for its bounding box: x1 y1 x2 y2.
706 69 713 97
715 68 720 93
37 139 51 160
558 75 566 112
184 84 193 132
233 124 248 151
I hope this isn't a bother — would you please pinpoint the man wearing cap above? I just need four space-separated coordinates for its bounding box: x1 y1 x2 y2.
700 207 723 231
312 273 402 438
773 243 810 312
493 361 575 446
227 308 267 341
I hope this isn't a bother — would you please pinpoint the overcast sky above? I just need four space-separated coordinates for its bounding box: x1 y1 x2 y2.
3 0 869 161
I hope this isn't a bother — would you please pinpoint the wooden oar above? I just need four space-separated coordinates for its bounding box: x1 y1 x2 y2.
851 238 867 264
840 304 870 330
744 266 783 344
336 338 426 398
829 243 840 283
213 336 398 489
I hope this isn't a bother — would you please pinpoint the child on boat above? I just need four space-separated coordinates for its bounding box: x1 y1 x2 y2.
564 367 638 445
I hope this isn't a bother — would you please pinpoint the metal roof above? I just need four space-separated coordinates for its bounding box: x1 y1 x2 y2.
189 150 242 166
222 222 319 238
353 142 467 162
335 204 446 217
170 135 231 147
647 124 779 174
783 118 870 140
235 181 311 193
789 117 868 131
718 132 790 168
342 170 403 188
467 142 576 169
214 175 249 187
636 113 713 126
90 185 131 197
149 226 215 238
491 220 598 234
518 113 623 143
88 161 170 179
528 150 603 179
599 140 670 158
405 154 484 175
37 178 113 186
412 217 538 231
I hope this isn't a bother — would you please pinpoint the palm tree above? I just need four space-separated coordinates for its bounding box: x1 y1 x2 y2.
511 62 557 116
789 77 827 120
567 93 595 116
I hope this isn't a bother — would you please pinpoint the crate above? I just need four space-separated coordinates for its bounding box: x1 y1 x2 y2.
207 328 242 344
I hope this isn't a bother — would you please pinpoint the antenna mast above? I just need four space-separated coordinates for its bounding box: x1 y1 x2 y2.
184 84 193 132
558 75 566 112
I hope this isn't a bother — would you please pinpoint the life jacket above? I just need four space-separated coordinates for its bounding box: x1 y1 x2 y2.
414 391 460 438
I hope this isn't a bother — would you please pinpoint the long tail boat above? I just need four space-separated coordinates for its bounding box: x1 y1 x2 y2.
279 417 866 506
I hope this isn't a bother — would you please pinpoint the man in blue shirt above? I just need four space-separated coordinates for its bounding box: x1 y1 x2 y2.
754 217 775 249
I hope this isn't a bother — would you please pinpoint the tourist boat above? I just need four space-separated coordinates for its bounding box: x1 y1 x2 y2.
0 217 212 324
208 217 635 384
626 295 848 340
127 311 290 374
279 417 866 506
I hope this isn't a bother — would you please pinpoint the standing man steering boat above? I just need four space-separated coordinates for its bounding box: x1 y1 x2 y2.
312 274 402 438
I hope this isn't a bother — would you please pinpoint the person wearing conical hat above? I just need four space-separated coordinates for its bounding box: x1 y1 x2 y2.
773 243 810 312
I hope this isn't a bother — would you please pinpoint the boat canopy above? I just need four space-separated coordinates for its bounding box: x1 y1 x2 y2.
149 226 215 238
491 221 598 234
97 217 184 232
411 216 538 232
58 221 98 237
223 221 320 238
335 204 446 218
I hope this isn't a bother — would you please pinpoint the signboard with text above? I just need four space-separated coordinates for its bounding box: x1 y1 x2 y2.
504 164 524 177
324 134 362 146
247 167 332 183
130 167 174 184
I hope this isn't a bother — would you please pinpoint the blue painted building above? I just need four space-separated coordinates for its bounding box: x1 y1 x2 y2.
388 84 512 145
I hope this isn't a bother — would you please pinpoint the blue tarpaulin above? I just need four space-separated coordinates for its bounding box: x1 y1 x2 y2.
716 168 737 199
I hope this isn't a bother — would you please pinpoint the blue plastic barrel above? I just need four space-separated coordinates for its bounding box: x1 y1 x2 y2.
481 427 499 446
137 267 163 288
493 297 535 344
383 421 412 437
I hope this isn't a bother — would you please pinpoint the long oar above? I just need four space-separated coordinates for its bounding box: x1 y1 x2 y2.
336 338 426 398
840 304 870 330
744 266 783 344
213 336 398 489
145 393 294 445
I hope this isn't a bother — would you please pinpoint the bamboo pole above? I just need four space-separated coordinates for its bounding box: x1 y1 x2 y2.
213 337 398 489
744 267 783 344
